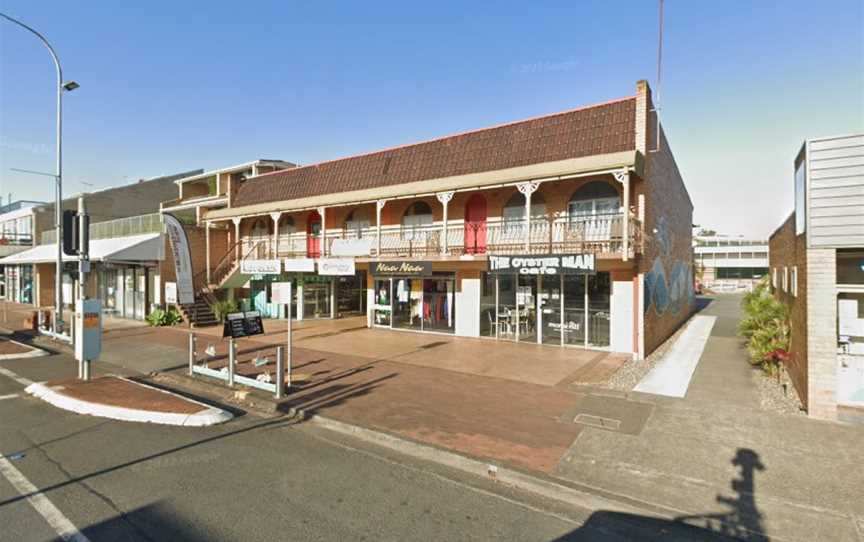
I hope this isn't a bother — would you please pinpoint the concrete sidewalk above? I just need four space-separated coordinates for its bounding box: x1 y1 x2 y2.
555 295 864 542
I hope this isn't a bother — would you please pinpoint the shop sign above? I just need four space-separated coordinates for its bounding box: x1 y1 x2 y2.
271 282 293 304
283 258 316 272
240 259 281 274
488 254 595 275
318 258 355 276
330 238 372 257
163 213 195 304
222 311 265 339
165 282 178 304
371 261 432 277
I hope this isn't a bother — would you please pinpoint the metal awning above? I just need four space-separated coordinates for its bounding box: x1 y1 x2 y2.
0 233 164 265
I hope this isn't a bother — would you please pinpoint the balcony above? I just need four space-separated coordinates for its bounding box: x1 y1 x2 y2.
241 212 642 261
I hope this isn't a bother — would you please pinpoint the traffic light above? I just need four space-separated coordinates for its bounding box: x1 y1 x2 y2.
62 210 78 256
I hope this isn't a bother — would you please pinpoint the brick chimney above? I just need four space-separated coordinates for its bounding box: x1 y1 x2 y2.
635 79 655 155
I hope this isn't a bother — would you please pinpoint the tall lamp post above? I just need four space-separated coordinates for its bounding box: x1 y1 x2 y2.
0 12 78 335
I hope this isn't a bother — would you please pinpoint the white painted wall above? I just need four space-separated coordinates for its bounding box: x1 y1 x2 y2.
611 278 634 354
456 277 480 337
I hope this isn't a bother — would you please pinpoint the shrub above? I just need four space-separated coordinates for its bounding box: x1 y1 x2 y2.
211 299 238 323
146 307 183 327
739 278 790 375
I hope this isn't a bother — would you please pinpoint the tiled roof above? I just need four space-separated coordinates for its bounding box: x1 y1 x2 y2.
233 96 636 208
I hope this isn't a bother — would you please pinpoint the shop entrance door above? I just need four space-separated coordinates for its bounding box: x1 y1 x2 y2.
539 275 563 345
307 211 322 258
464 194 487 254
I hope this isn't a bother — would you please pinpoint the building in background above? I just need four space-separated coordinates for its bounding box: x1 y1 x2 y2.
0 200 45 304
769 133 864 424
197 80 694 359
0 170 201 324
694 233 769 292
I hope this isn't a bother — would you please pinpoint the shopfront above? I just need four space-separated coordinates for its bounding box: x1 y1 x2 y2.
96 264 154 320
479 254 610 348
242 258 367 320
371 261 456 334
1 264 34 304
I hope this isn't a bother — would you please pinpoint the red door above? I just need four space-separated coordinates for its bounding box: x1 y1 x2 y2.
464 194 487 254
307 211 322 258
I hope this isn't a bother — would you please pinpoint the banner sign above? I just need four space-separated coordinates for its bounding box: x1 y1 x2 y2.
163 213 195 304
240 259 281 274
488 254 596 275
330 238 372 257
318 258 356 276
222 311 265 339
371 261 433 277
283 258 316 272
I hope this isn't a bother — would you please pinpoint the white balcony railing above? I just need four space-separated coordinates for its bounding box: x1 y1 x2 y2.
241 212 642 261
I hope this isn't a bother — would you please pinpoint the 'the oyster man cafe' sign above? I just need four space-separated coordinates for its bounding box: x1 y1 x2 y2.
488 254 596 275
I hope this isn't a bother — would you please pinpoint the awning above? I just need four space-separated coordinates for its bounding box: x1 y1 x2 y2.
0 233 164 265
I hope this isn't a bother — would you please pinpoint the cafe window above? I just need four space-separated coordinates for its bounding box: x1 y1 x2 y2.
837 250 864 285
503 192 546 223
278 216 296 235
568 181 620 219
345 208 371 237
402 202 433 228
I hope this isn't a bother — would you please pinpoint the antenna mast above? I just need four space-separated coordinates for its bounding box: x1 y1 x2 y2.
653 0 664 152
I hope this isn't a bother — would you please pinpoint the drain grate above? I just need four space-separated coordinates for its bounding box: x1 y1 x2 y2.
574 413 621 431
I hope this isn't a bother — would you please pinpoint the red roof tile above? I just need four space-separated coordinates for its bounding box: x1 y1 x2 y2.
233 96 636 207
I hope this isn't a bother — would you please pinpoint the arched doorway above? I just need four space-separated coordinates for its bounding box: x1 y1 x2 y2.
464 194 487 254
250 218 270 258
306 211 322 258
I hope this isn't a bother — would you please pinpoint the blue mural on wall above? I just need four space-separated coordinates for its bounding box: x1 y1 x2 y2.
644 216 694 316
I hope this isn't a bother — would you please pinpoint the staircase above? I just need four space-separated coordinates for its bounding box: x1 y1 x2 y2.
179 294 219 327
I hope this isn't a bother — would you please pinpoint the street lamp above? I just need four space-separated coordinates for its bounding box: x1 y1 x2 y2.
0 12 78 336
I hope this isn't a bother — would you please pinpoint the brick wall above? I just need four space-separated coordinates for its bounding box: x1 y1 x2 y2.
637 81 695 355
804 247 837 420
768 213 809 407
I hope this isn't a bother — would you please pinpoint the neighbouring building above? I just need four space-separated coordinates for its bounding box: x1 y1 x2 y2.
0 200 45 304
190 80 694 359
769 133 864 424
0 170 201 323
694 233 769 292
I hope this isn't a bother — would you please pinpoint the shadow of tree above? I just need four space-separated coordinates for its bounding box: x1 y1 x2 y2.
555 448 768 541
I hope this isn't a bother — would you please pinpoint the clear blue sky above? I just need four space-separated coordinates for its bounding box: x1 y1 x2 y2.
1 1 862 237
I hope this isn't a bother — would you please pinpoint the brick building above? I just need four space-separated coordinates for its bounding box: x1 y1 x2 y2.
0 170 201 324
187 80 693 359
768 133 864 423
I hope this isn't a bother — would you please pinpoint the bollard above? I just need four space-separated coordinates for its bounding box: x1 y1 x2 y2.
275 346 284 399
188 332 196 376
228 337 236 387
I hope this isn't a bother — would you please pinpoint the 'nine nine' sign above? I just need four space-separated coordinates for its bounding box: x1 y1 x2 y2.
371 261 433 277
488 254 596 275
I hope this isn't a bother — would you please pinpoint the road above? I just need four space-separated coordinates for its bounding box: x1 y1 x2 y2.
0 347 729 542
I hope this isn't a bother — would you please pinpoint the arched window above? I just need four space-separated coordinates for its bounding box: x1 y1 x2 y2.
568 181 620 218
502 192 546 222
278 216 296 236
250 218 269 239
345 207 371 237
401 201 433 228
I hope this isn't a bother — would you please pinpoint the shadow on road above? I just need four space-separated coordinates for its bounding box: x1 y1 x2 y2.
555 448 768 541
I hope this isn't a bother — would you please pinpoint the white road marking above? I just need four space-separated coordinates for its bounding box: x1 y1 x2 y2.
0 393 19 401
0 455 90 542
0 366 34 387
634 315 717 398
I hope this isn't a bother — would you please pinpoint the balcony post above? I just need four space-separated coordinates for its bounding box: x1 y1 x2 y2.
270 211 281 258
376 199 386 256
205 221 211 284
232 217 241 262
613 170 630 261
517 181 540 251
436 191 454 255
317 206 327 257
